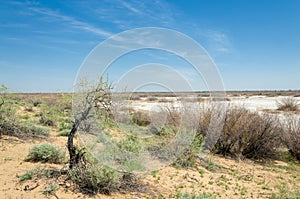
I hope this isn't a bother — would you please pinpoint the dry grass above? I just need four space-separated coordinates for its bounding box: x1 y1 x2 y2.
277 98 299 112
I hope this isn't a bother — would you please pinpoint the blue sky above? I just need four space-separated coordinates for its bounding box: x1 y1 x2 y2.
0 0 299 92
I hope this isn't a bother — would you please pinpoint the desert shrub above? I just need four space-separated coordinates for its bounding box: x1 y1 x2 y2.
39 103 66 127
0 88 50 139
57 129 70 136
57 94 72 111
26 125 50 136
19 166 48 182
282 115 300 161
164 105 181 128
196 103 214 136
277 98 299 111
31 97 42 107
39 111 56 126
214 107 281 159
26 144 65 163
58 120 73 131
158 98 172 103
173 134 204 168
1 121 50 138
42 183 58 196
173 148 197 168
118 136 142 153
129 95 141 101
0 106 49 138
68 164 119 194
131 111 150 126
147 97 158 101
19 169 35 182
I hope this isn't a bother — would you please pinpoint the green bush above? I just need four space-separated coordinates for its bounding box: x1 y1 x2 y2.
26 144 65 164
57 129 70 136
38 104 62 127
39 112 56 126
19 169 35 182
68 165 119 194
118 136 142 153
58 120 73 131
1 114 49 138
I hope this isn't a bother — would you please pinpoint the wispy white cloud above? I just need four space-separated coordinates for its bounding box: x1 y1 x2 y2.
117 0 142 14
94 0 231 54
28 6 112 37
216 47 230 53
94 0 176 29
207 30 230 45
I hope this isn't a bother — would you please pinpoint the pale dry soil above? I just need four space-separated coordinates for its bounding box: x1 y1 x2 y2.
0 128 300 199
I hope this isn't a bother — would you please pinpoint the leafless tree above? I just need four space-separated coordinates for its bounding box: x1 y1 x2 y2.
68 77 113 169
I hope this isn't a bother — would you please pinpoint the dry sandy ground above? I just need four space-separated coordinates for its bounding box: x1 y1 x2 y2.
1 129 300 199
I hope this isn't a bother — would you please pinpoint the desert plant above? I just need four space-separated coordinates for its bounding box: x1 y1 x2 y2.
277 98 299 111
164 104 181 128
174 191 216 199
131 110 151 126
118 136 142 153
282 115 300 161
38 106 57 127
58 120 73 131
19 166 49 182
213 107 281 159
31 97 42 107
147 97 158 101
42 183 58 196
173 134 204 168
57 129 70 136
19 169 35 182
26 144 65 164
0 92 49 138
57 93 72 111
68 164 119 194
68 76 112 169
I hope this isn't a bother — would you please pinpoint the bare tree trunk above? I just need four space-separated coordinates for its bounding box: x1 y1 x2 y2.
67 107 92 169
0 97 4 108
67 77 112 169
67 120 79 169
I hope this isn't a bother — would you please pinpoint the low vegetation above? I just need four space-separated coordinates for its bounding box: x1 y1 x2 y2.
0 93 50 138
26 144 65 164
277 97 299 111
164 104 283 161
282 115 300 161
213 107 281 160
1 85 300 198
68 164 119 194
